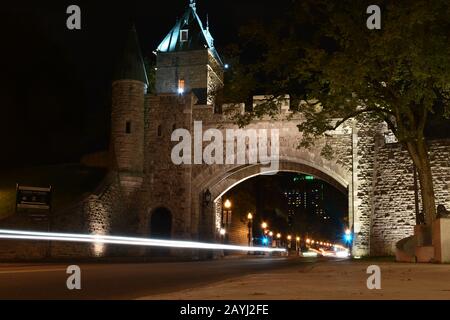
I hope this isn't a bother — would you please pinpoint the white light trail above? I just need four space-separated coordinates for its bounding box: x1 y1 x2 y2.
0 229 286 253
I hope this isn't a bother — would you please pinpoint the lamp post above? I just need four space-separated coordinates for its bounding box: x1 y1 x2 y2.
287 235 292 250
219 227 226 244
222 198 232 230
268 231 274 247
260 222 268 247
221 199 232 249
276 233 281 248
296 236 300 254
345 228 352 253
247 212 253 247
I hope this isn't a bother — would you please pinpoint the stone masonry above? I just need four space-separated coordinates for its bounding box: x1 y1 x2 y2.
2 3 448 261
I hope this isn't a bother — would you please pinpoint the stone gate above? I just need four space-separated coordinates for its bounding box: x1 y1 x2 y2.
105 2 450 258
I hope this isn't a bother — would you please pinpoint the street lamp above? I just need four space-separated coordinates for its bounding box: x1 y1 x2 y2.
222 199 232 234
203 189 211 206
247 212 253 247
261 222 268 230
344 228 352 252
219 228 226 244
287 235 292 249
275 233 281 248
224 199 232 209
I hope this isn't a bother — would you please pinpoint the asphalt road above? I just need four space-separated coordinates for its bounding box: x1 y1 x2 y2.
0 256 320 299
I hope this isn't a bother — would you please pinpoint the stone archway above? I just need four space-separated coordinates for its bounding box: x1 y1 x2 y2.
192 158 354 252
150 207 173 239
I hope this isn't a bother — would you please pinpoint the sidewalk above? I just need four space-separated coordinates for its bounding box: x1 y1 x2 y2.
141 259 450 300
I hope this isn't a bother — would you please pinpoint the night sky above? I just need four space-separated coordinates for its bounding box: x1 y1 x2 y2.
0 0 283 167
1 1 447 167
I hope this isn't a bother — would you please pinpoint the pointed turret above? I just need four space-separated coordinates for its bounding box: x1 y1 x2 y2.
111 25 146 193
114 25 149 86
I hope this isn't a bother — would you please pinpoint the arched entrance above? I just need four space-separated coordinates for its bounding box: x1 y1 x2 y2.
219 171 348 250
150 207 172 239
149 207 172 256
193 159 356 253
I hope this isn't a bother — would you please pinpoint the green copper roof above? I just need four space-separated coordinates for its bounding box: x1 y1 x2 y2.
114 25 149 85
156 1 223 65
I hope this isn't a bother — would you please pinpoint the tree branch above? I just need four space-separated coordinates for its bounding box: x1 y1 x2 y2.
331 107 390 130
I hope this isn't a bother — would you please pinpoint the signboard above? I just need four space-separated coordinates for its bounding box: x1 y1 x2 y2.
16 184 52 211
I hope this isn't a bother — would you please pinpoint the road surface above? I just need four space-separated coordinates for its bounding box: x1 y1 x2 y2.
0 256 321 299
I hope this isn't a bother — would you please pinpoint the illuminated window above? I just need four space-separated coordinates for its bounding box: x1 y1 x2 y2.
178 79 185 94
180 30 189 42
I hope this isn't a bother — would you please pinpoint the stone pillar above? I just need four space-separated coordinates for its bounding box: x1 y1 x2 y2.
432 218 450 263
351 119 378 256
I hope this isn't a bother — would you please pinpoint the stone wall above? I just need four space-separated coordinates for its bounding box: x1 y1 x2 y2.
0 172 128 261
351 119 379 256
139 93 195 241
371 138 450 256
226 209 250 247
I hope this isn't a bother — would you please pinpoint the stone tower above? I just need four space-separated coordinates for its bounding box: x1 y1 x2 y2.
155 0 224 105
111 25 148 193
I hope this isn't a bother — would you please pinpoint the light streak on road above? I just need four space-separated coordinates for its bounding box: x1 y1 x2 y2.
0 229 286 253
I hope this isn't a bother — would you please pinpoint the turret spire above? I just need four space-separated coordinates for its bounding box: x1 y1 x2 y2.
114 24 148 85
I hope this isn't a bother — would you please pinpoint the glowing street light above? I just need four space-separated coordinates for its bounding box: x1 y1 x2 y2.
269 231 273 237
287 235 292 241
276 233 281 239
261 222 268 230
306 238 311 244
224 199 232 209
344 229 352 242
220 228 226 236
247 212 253 248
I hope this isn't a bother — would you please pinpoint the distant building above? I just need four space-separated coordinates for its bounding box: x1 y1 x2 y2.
284 175 330 227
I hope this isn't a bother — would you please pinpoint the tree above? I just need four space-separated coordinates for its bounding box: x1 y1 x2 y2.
223 0 450 224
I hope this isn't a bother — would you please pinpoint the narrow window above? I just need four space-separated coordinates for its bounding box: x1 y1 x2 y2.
178 79 185 94
125 121 131 134
180 29 189 42
157 125 162 137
